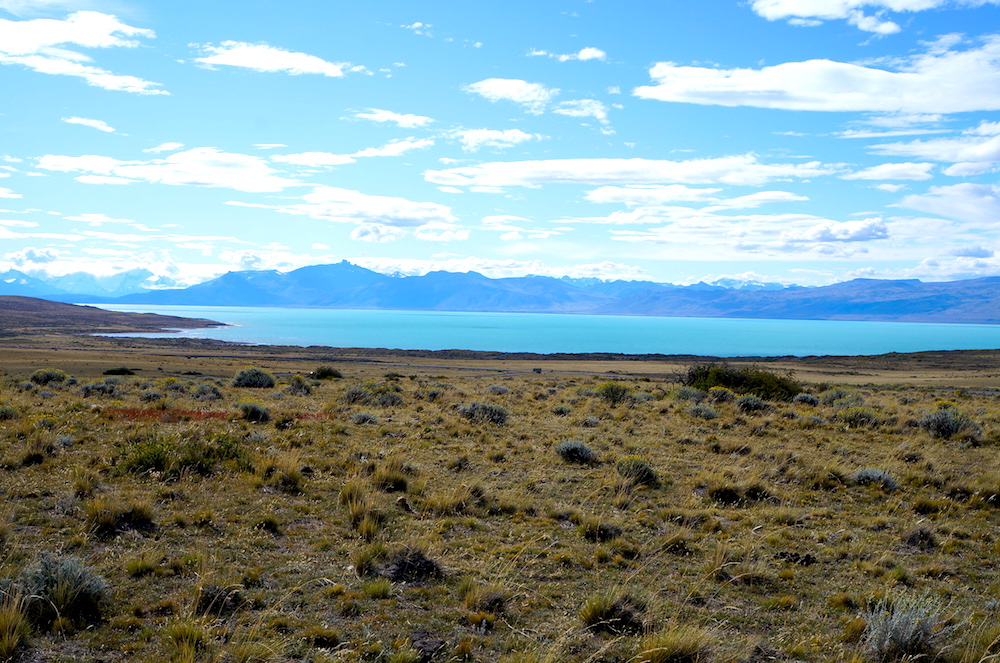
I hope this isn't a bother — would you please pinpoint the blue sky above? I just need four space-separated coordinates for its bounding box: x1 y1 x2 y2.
2 0 1000 288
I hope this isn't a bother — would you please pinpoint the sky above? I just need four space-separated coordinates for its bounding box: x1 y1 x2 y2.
2 0 1000 289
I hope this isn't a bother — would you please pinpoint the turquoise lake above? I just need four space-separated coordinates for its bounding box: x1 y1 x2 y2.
91 304 1000 357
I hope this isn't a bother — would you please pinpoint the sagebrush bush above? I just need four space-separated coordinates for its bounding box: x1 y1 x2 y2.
861 592 960 661
344 387 372 405
793 393 820 406
29 368 68 386
688 403 718 420
193 383 222 401
736 395 766 413
351 412 378 425
616 456 660 487
673 387 706 403
459 402 509 425
851 467 900 491
685 363 801 400
19 553 108 628
820 387 863 408
286 374 311 396
597 382 633 406
312 365 342 380
0 405 18 421
554 439 596 464
238 401 270 423
486 384 509 395
918 407 981 440
838 406 880 429
230 367 275 389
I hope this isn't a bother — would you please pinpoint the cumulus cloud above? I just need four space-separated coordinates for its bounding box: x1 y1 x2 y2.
782 218 889 243
272 138 434 168
841 162 935 180
5 246 59 264
37 147 301 192
195 41 359 77
749 0 998 33
0 187 21 198
464 78 559 114
352 137 434 158
353 108 433 128
634 35 1000 114
351 224 407 242
0 11 165 93
426 154 833 188
528 46 607 62
453 128 539 152
143 142 183 153
62 116 114 132
553 99 611 126
900 183 1000 223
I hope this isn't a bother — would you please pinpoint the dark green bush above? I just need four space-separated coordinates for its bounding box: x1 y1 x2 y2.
459 402 509 425
312 365 343 380
0 405 18 421
238 401 270 423
29 368 68 386
286 374 311 396
231 367 275 389
103 367 135 376
918 407 980 440
597 382 633 406
555 439 596 464
685 364 801 401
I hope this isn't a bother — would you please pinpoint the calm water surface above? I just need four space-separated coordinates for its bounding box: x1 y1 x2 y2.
90 304 1000 357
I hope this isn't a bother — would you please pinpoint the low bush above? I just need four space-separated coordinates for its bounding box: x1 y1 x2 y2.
918 406 981 440
238 401 270 424
685 363 801 401
351 412 378 425
736 395 767 413
29 368 68 386
552 405 572 416
344 387 373 405
381 547 443 583
688 403 718 420
672 387 706 403
103 367 135 376
861 592 960 661
230 367 275 389
616 456 660 488
459 402 509 425
708 386 735 403
0 405 18 421
312 365 343 380
793 393 819 406
486 384 509 395
554 439 596 464
838 406 881 429
19 553 108 628
286 374 311 396
596 382 633 406
820 387 863 408
851 467 900 491
193 383 222 401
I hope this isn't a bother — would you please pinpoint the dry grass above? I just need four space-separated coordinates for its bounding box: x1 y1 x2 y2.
0 347 999 661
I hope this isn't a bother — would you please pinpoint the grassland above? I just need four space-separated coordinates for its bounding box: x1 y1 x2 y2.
1 339 999 663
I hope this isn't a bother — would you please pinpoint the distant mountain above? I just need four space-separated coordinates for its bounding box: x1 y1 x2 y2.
16 260 1000 325
44 268 168 297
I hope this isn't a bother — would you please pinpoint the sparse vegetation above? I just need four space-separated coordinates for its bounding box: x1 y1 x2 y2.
230 366 275 389
0 356 998 662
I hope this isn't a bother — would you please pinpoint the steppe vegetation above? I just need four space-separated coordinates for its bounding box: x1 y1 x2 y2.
0 361 999 662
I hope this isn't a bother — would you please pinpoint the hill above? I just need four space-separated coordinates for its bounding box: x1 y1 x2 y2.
0 296 225 335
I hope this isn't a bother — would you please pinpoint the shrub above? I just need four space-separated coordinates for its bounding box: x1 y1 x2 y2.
579 591 645 635
861 592 960 661
19 553 108 628
351 412 378 425
230 367 275 389
582 416 600 428
688 403 718 420
0 405 18 421
486 384 509 395
578 516 622 542
736 395 766 413
312 365 343 380
29 368 68 386
597 382 633 406
634 624 714 663
708 386 735 403
820 387 863 408
376 392 403 407
238 401 270 424
343 387 373 405
118 434 246 480
793 393 819 406
459 402 509 425
381 547 443 583
554 439 596 464
838 406 880 429
616 456 660 488
851 467 900 491
286 374 311 396
552 405 572 416
103 367 135 376
673 386 706 402
80 379 118 398
685 363 801 401
195 584 244 617
918 407 981 440
193 383 222 401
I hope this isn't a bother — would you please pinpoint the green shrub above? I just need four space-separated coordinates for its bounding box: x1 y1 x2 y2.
554 439 596 464
193 383 222 401
459 402 509 425
672 386 706 403
231 367 275 389
616 456 660 487
238 401 270 423
286 374 311 396
688 403 718 420
344 387 373 405
597 382 633 405
793 393 819 406
708 386 735 403
838 406 880 428
685 363 801 401
820 387 863 408
102 367 135 376
552 405 572 416
351 412 378 425
861 592 960 661
19 553 108 628
29 368 68 386
118 434 246 479
0 405 18 421
312 365 343 380
851 467 899 491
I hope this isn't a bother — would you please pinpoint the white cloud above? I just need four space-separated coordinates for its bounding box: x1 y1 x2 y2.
876 183 907 192
195 41 355 77
872 133 1000 162
353 108 433 128
37 147 301 193
272 138 434 168
413 223 470 241
62 116 114 132
553 99 610 125
453 128 539 152
749 0 998 32
0 187 21 198
400 22 431 36
425 154 833 188
634 36 1000 114
352 137 434 158
0 11 165 94
5 246 59 264
243 186 457 229
74 174 133 184
464 78 559 114
64 212 146 229
529 46 607 62
942 162 996 176
143 142 183 153
841 162 935 180
900 183 1000 223
254 143 286 150
351 223 407 242
782 218 889 243
271 152 357 167
585 185 723 205
705 191 809 210
350 256 646 280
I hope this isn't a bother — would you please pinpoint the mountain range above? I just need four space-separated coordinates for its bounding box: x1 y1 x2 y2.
3 262 1000 324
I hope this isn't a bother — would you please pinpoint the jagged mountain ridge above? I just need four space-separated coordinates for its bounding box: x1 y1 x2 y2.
3 262 1000 324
